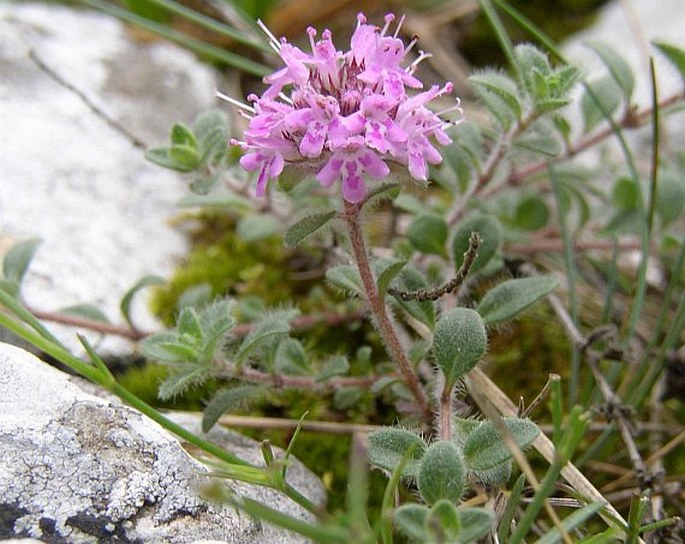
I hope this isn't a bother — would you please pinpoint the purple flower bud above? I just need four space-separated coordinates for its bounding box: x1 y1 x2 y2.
227 12 462 202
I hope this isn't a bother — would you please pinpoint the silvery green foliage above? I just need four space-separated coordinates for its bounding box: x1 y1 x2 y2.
432 308 487 388
417 441 465 505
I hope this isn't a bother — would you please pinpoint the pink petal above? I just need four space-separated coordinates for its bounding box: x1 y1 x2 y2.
359 150 390 179
317 157 343 186
240 152 262 171
299 125 326 158
342 162 366 203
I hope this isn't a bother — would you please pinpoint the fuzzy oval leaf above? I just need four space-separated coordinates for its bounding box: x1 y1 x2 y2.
274 338 310 375
470 71 522 119
456 507 495 543
59 304 111 324
203 385 265 432
3 238 41 284
477 276 558 325
463 418 539 471
581 76 622 133
170 122 197 147
514 196 550 231
374 257 407 298
418 441 465 505
317 355 350 382
145 147 196 172
452 214 501 274
235 309 298 362
325 265 363 297
237 214 280 242
368 427 427 479
407 214 448 257
284 211 336 247
433 308 487 388
426 500 461 540
390 266 436 327
586 41 635 101
193 109 228 164
471 459 513 486
394 504 429 542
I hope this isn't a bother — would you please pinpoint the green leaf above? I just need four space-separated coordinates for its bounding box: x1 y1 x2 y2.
177 307 203 339
318 355 350 381
158 364 209 400
470 71 522 119
120 274 164 328
514 195 550 231
407 214 448 257
463 418 539 471
477 276 558 325
512 123 561 157
612 176 639 209
426 500 461 541
456 507 495 543
471 459 512 485
394 504 430 542
390 265 436 327
235 309 298 363
197 300 236 361
533 501 606 544
2 238 41 284
333 387 364 410
373 257 407 298
274 337 310 375
145 147 196 172
418 441 465 505
170 122 197 148
169 144 200 171
284 211 336 247
452 214 501 273
581 76 622 132
368 427 427 479
177 283 214 310
193 109 229 165
58 304 110 324
202 385 266 432
652 41 685 84
515 44 552 97
656 169 685 226
451 417 482 449
189 174 220 195
325 265 363 297
433 308 487 388
586 41 635 102
236 214 280 242
140 331 192 363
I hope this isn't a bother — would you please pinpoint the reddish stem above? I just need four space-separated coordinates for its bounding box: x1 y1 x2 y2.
342 200 433 423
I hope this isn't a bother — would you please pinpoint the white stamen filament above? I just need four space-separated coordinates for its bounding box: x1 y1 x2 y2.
393 14 406 38
406 51 432 74
405 36 419 56
279 92 294 104
216 90 256 113
380 14 395 37
257 19 281 50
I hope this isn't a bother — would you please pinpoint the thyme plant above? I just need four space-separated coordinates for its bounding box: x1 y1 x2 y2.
2 1 685 542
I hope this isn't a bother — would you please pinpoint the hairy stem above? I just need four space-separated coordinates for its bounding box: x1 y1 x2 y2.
342 200 432 423
439 385 452 441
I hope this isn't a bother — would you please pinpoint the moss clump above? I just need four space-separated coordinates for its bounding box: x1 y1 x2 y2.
150 211 315 326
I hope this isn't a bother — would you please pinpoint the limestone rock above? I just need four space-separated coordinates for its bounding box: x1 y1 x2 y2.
0 342 325 543
0 3 218 353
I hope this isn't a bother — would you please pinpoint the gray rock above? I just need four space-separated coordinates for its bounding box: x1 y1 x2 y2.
0 3 218 353
0 342 325 543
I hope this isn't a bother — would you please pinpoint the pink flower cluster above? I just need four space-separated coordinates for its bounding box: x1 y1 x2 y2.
229 13 461 203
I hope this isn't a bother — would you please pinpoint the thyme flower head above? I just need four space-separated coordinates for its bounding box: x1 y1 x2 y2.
228 13 462 203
